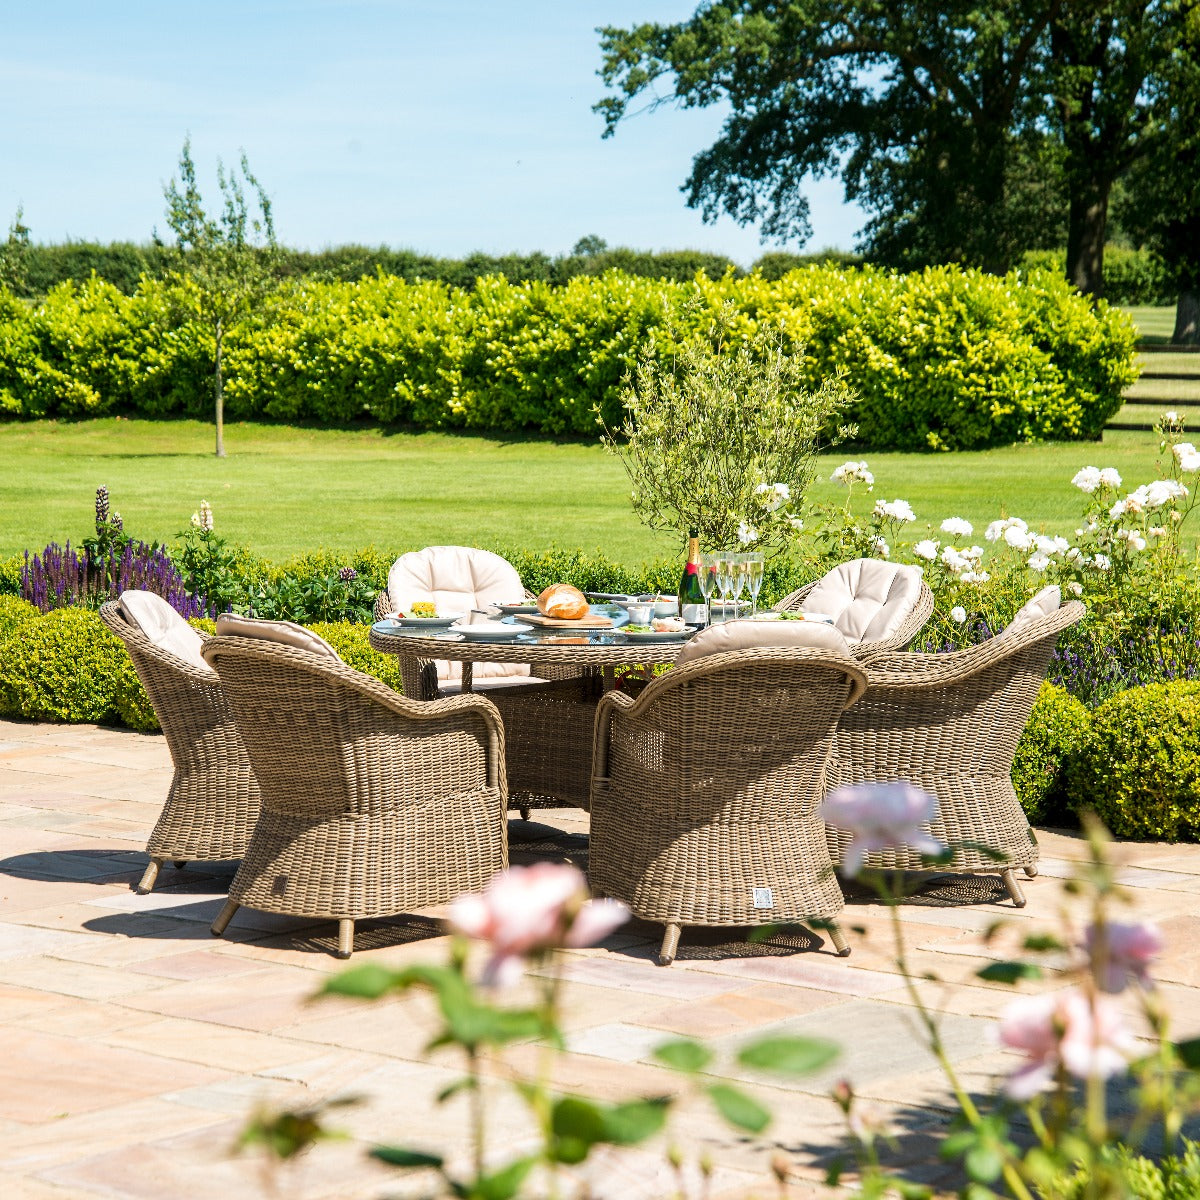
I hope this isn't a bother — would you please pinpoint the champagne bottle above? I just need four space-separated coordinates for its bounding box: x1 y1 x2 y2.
678 529 706 625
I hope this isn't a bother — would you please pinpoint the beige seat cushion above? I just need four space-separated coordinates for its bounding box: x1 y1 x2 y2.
676 617 853 666
996 585 1061 640
801 560 924 645
215 614 341 660
119 590 213 675
387 546 530 684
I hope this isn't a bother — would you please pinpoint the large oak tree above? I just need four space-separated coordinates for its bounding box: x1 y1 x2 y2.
597 0 1197 297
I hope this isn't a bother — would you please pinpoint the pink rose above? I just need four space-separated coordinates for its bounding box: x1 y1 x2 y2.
820 782 946 877
446 863 629 986
1083 920 1163 993
998 988 1136 1100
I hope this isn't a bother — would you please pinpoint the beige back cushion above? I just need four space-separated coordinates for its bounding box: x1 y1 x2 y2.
677 617 853 666
119 590 213 675
997 585 1061 640
387 546 528 683
801 560 924 645
215 614 341 660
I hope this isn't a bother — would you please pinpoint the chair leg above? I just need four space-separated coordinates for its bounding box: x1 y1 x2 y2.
173 861 187 870
1002 870 1027 908
1024 864 1038 879
337 919 355 959
828 922 852 958
658 922 682 967
136 858 162 895
211 898 240 937
519 806 531 821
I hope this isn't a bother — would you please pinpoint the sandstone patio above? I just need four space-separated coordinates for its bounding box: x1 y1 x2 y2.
2 717 1199 1200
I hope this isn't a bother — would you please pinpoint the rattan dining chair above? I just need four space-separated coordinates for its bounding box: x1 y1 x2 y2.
589 621 868 966
374 546 599 816
774 559 934 657
202 621 509 958
823 588 1085 906
99 593 260 894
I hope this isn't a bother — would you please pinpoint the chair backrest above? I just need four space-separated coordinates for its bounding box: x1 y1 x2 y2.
116 590 212 674
993 585 1061 640
676 615 853 665
215 613 341 660
387 547 524 616
799 560 926 645
201 635 501 818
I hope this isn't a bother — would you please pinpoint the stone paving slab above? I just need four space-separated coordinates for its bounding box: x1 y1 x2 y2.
2 717 1199 1199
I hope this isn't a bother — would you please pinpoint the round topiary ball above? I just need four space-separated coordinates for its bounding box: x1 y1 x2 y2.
1012 682 1091 826
1067 680 1200 842
0 607 127 724
0 595 40 640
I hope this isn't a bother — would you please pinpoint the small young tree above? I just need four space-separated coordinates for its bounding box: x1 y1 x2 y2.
161 138 277 457
604 309 856 552
0 205 31 295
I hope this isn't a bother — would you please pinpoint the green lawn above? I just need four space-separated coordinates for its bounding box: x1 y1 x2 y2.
1122 304 1178 344
2 418 1186 567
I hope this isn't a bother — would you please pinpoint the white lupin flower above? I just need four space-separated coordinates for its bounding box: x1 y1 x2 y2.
1098 467 1122 489
737 521 758 545
1067 581 1084 597
1028 552 1051 572
754 482 791 511
874 498 916 522
950 606 967 624
191 500 214 532
1072 467 1102 494
940 517 973 537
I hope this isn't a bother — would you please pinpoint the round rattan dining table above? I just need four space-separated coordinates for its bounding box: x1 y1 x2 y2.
368 617 693 811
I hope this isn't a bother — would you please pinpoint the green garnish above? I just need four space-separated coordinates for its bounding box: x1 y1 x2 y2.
624 624 654 633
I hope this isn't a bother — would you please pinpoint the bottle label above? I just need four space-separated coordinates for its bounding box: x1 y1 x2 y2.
681 603 706 625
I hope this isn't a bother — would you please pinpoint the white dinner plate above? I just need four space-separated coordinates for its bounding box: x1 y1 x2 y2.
386 612 465 628
451 620 533 639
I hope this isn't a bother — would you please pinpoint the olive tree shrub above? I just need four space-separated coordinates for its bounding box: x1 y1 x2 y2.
604 310 855 551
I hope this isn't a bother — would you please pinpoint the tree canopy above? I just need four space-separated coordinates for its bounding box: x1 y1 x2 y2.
597 1 1199 296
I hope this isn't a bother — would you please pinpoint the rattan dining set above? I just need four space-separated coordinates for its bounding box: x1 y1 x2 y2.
101 547 1083 965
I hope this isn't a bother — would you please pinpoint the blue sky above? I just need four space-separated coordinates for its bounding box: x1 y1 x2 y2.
1 1 864 264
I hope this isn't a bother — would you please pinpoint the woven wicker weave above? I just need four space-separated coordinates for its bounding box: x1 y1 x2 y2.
99 601 260 894
824 600 1085 905
774 578 935 657
201 634 509 958
589 645 868 965
374 585 600 815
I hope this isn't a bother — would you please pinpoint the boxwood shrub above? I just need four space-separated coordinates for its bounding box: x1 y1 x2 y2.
0 265 1135 450
1067 681 1200 841
1011 683 1091 825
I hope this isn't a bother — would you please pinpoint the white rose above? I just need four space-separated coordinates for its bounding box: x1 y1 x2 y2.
737 521 758 545
1072 467 1102 494
913 539 939 561
1098 468 1122 489
1004 526 1034 551
1027 552 1051 573
1067 581 1083 596
950 606 967 624
940 517 973 537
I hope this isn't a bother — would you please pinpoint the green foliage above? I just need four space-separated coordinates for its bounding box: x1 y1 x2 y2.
1047 1138 1200 1200
0 265 1135 451
0 554 22 595
0 607 127 723
1068 681 1200 841
0 594 38 640
1012 683 1092 825
1022 246 1174 305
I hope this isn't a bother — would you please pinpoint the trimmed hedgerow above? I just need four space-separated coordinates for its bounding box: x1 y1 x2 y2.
0 265 1135 449
1067 681 1200 842
1011 683 1091 826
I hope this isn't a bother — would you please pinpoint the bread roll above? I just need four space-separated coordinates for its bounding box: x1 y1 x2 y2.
538 583 589 620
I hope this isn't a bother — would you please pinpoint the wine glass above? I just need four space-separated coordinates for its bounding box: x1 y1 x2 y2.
712 554 733 622
746 553 765 617
729 553 748 614
698 553 719 626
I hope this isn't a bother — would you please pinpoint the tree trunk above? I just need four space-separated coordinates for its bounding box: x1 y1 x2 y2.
1173 290 1200 345
214 316 226 459
1065 184 1108 297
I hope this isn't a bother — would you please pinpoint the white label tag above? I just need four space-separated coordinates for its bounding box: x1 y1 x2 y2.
752 887 774 909
681 603 706 624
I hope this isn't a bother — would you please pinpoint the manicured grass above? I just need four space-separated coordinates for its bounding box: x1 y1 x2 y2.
2 418 1187 566
1122 304 1178 344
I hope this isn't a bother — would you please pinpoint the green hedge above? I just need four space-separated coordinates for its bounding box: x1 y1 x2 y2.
0 265 1136 450
1022 246 1173 306
1011 683 1091 825
1067 680 1200 841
